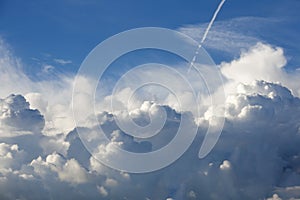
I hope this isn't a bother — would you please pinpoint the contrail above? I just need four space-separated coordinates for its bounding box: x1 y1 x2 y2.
188 0 226 72
200 0 226 44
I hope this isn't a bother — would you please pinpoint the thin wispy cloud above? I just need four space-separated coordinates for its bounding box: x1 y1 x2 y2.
179 17 283 57
54 58 72 65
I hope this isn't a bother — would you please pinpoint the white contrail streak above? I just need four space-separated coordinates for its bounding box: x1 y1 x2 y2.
188 0 226 72
200 0 226 45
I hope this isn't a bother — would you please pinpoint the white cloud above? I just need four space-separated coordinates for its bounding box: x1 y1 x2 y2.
179 17 267 55
220 43 300 97
220 160 231 170
0 39 77 135
0 35 300 199
58 158 89 184
178 16 298 64
221 43 287 83
42 64 55 73
0 94 45 137
97 185 108 197
0 39 34 97
0 143 25 172
28 153 90 189
54 58 72 65
266 194 282 200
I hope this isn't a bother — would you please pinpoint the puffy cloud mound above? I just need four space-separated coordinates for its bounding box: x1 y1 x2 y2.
30 153 89 184
0 38 300 199
0 94 45 136
220 43 300 97
202 80 300 199
1 83 298 199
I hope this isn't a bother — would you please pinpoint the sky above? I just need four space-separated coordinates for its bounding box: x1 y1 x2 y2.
1 0 299 74
0 0 300 199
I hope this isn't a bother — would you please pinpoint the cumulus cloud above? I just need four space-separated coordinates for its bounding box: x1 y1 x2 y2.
0 36 300 200
30 153 89 184
0 94 45 136
0 38 76 135
220 42 300 97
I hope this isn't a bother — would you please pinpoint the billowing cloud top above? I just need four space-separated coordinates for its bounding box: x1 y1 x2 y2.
0 94 45 136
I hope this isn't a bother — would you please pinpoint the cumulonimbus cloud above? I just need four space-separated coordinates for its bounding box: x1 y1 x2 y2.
0 36 300 199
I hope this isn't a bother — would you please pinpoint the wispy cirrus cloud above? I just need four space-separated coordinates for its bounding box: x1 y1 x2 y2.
179 16 300 68
53 58 72 65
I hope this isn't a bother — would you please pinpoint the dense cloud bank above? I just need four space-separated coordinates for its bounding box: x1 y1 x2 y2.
0 38 300 199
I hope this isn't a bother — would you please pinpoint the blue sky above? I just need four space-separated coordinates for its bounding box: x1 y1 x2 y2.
1 0 299 76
